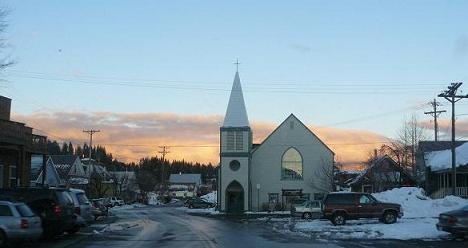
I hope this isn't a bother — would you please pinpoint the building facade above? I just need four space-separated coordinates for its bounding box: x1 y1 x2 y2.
218 72 335 213
0 96 47 188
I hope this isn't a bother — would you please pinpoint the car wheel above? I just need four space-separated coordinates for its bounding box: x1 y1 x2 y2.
383 211 397 224
0 230 7 247
302 212 312 220
332 213 346 225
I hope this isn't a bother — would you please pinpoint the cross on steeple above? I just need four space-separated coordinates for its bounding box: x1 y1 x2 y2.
233 58 240 72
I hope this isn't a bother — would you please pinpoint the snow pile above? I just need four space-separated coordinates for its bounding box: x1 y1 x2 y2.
425 142 468 171
372 187 468 218
293 218 444 240
99 219 149 232
201 191 217 204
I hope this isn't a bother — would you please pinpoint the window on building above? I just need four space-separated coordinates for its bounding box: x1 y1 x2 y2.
226 132 235 150
9 165 17 187
281 147 303 180
268 193 279 203
226 131 245 151
229 160 240 171
235 131 243 150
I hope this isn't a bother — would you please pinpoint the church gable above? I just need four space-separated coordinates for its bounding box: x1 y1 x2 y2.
253 114 334 155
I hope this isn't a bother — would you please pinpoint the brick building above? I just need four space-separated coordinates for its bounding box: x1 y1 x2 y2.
0 96 47 188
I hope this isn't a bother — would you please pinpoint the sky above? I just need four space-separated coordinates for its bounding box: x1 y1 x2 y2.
1 1 468 166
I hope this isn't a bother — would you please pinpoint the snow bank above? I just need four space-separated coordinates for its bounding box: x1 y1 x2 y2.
99 219 151 232
294 218 445 240
147 192 162 205
425 142 468 171
201 191 217 204
372 187 468 218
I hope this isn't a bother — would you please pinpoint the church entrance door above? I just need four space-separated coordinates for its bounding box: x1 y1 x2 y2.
226 181 244 213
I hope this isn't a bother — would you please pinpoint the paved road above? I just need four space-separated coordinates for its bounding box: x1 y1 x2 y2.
40 205 467 248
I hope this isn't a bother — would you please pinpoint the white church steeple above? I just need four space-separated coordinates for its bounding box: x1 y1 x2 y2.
223 71 249 127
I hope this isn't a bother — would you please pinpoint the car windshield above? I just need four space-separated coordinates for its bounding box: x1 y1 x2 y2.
76 193 90 205
16 204 35 217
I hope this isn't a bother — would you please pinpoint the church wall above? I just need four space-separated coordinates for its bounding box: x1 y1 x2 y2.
250 115 334 211
219 156 250 211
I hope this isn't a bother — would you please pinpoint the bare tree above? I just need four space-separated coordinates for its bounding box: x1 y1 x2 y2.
0 8 13 71
309 157 335 192
397 114 427 175
88 171 109 198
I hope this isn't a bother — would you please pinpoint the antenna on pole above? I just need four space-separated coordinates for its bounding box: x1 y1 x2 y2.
424 99 446 141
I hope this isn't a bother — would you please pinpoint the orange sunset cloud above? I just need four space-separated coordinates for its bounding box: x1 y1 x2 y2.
13 112 388 170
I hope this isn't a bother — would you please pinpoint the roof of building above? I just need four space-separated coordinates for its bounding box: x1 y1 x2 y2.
169 173 202 185
424 142 468 171
347 155 414 186
418 140 468 153
223 71 249 127
48 155 79 179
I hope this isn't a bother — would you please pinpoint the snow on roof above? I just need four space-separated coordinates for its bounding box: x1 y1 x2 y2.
169 173 202 185
425 142 468 171
222 72 249 127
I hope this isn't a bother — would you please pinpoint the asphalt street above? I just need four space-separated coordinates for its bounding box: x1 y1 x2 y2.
36 205 467 248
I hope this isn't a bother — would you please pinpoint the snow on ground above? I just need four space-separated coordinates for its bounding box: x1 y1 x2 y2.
293 218 444 240
285 187 468 240
201 191 217 203
97 219 153 233
425 142 468 171
110 203 146 212
372 187 468 218
177 206 220 215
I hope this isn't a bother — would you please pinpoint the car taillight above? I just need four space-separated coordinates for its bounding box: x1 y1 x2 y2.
75 207 81 215
447 216 458 224
20 219 29 229
53 205 62 217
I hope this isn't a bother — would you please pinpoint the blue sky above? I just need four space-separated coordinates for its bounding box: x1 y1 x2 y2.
2 0 468 139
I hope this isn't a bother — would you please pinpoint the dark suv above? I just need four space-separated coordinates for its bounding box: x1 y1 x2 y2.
323 192 403 225
0 187 76 238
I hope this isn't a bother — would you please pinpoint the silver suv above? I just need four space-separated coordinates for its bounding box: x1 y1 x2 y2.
0 201 42 246
291 200 323 219
69 189 93 223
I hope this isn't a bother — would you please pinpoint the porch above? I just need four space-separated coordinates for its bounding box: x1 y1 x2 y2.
430 169 468 199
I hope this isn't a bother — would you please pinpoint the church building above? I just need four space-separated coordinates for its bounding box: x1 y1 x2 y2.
218 71 335 213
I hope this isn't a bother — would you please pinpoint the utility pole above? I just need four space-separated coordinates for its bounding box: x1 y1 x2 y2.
83 129 100 160
438 82 468 196
424 99 446 141
158 146 170 190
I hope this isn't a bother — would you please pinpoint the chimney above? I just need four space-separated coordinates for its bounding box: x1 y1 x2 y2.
0 95 11 121
374 149 378 158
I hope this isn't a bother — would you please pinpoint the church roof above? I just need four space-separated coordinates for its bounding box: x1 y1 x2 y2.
223 72 249 127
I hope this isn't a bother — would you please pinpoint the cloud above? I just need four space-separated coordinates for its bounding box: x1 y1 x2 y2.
453 35 468 60
12 111 388 168
290 44 311 54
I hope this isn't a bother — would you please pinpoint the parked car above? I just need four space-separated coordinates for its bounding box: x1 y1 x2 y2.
322 192 403 225
186 198 214 209
90 199 108 220
0 187 76 239
0 201 42 247
289 198 309 212
291 200 323 219
108 197 125 207
68 189 93 223
436 205 468 238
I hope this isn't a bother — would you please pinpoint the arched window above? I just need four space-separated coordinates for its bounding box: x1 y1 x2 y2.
281 147 303 180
